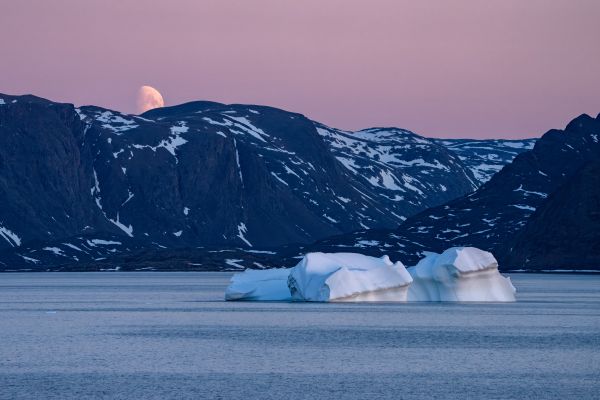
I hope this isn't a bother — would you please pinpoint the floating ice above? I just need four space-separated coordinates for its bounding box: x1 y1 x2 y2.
225 247 516 302
288 252 412 302
225 252 412 302
407 247 516 302
225 268 291 301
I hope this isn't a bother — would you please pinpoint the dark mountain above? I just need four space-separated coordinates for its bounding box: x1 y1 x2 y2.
0 95 116 248
296 113 600 269
433 138 536 183
0 92 532 271
314 125 479 222
78 101 389 248
498 159 600 270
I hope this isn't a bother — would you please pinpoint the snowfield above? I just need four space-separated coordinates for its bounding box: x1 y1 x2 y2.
225 247 516 302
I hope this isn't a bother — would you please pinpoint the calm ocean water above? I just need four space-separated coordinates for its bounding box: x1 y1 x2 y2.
0 272 598 399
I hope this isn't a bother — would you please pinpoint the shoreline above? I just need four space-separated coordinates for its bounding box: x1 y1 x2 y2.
1 269 599 274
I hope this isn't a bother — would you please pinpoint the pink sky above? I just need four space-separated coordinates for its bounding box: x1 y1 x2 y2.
1 0 599 138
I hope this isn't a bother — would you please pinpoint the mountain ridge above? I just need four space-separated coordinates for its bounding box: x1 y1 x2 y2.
301 112 600 268
0 92 536 270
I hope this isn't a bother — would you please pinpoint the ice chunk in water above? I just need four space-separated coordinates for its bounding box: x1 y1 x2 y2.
287 252 412 302
224 247 516 303
407 247 516 302
225 268 291 301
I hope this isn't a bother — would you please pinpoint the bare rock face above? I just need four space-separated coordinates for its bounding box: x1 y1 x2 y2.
0 95 115 249
498 159 600 270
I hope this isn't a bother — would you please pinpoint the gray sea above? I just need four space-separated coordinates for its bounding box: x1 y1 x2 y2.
0 272 599 399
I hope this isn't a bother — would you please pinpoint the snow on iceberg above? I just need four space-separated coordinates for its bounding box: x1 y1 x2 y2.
287 252 412 302
224 247 516 302
407 247 516 302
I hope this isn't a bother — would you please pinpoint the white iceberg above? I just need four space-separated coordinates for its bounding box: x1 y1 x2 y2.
287 252 412 302
407 247 516 302
224 247 516 303
224 268 291 301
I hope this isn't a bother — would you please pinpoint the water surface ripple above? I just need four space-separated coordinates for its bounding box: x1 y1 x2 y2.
1 272 599 399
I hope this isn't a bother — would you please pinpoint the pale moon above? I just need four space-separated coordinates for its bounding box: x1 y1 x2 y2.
137 85 164 113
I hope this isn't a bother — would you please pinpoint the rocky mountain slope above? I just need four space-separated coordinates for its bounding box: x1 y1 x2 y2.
433 138 536 182
498 159 600 270
0 92 532 270
303 113 600 269
315 125 479 220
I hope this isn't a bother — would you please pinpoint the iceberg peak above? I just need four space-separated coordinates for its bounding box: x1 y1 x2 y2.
407 247 516 302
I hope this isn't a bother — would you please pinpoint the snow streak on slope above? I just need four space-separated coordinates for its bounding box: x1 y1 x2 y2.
0 223 21 247
435 138 536 183
316 124 479 220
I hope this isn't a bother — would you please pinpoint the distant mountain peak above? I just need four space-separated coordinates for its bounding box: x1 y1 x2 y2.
565 113 597 132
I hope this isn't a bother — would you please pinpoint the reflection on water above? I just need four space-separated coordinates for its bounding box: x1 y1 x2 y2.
0 272 599 399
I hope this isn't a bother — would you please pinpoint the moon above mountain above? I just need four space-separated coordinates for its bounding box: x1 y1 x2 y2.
137 85 164 113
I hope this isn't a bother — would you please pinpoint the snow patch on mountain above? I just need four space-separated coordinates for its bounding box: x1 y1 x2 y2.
225 259 245 269
89 239 122 246
436 138 536 183
0 224 21 247
203 114 269 143
513 184 547 198
237 223 252 247
132 121 189 162
109 213 134 237
43 247 66 256
18 254 40 264
94 111 139 134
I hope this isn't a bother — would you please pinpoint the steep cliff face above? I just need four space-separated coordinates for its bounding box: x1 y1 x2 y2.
0 95 115 249
498 160 600 269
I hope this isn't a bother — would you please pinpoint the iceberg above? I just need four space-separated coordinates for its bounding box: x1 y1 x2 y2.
224 268 291 301
287 252 412 302
407 247 516 302
224 247 516 302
